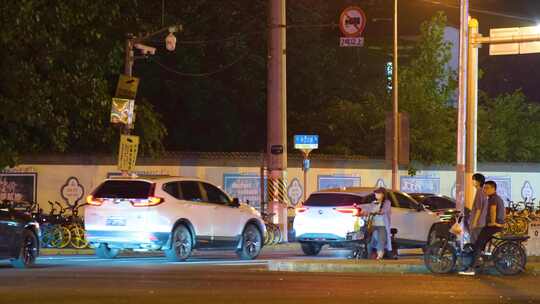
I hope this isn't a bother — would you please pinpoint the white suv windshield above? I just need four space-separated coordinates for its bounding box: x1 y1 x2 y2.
304 193 372 207
93 180 153 199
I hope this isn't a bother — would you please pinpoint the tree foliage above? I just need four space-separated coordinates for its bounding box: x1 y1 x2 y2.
478 91 540 162
399 12 458 164
0 0 165 168
1 1 538 168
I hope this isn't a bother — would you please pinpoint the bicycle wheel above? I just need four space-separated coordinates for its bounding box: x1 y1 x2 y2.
40 225 56 248
423 240 457 274
69 224 89 249
264 224 275 246
271 224 282 245
48 225 68 248
503 219 513 234
513 217 529 235
493 241 527 275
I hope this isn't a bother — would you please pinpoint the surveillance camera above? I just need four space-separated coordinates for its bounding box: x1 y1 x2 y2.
134 43 156 55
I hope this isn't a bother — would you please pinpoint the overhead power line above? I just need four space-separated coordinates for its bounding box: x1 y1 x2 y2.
149 24 338 47
148 53 250 77
420 0 536 22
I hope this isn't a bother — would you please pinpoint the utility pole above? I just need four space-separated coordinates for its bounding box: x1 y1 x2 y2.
267 0 288 241
118 26 180 175
391 0 399 190
462 20 540 212
465 18 479 210
123 35 135 138
456 0 469 213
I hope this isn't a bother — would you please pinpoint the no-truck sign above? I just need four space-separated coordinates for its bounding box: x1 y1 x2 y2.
339 6 367 38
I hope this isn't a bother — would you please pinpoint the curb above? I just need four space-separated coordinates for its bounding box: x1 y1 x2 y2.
41 248 95 256
40 243 300 256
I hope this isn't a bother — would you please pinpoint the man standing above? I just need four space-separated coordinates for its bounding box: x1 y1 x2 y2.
469 173 487 243
459 181 505 276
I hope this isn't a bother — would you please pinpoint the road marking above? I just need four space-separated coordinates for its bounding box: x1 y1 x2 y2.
38 256 269 266
39 257 166 262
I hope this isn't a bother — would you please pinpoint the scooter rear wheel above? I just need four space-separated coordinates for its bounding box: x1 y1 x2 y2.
424 240 456 274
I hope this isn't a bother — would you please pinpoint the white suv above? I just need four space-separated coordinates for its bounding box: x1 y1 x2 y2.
293 187 443 255
84 176 265 261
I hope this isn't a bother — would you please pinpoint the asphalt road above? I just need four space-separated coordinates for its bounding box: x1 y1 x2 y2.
0 249 539 304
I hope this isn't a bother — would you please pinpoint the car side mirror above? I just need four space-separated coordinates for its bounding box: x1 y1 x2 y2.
231 198 240 208
416 204 425 212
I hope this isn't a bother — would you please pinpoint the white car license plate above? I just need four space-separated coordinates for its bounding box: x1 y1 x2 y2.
106 217 126 226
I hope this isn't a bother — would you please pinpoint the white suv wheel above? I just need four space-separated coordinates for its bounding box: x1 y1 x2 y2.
165 225 193 261
237 224 262 260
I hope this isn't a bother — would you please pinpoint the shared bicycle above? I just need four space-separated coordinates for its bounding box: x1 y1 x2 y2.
424 212 529 275
32 201 90 249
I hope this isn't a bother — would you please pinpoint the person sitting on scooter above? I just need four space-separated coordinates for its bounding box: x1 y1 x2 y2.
367 188 392 260
459 180 505 276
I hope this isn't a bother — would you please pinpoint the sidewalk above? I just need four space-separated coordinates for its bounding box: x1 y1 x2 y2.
269 258 428 273
268 258 540 274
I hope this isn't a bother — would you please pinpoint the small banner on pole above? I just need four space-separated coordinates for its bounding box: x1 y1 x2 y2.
115 74 140 100
110 98 135 125
117 135 139 172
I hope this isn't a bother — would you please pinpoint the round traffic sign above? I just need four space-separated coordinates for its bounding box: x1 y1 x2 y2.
339 6 367 37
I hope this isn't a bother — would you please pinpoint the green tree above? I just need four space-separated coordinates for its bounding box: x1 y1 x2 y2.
478 91 540 162
0 0 165 169
399 12 458 165
287 10 458 164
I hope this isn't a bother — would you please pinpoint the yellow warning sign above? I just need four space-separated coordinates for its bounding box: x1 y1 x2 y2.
118 135 139 171
115 75 140 100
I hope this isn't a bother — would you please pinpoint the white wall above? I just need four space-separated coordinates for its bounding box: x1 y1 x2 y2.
2 160 540 213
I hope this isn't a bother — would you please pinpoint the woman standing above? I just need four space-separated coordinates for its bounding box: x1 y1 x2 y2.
368 188 392 260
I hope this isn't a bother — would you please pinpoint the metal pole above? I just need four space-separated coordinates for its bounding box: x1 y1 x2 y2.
120 35 135 176
391 0 399 190
260 156 266 212
303 165 307 202
267 0 288 241
302 151 309 202
161 0 165 27
456 0 468 213
465 18 479 210
123 35 134 137
124 35 134 78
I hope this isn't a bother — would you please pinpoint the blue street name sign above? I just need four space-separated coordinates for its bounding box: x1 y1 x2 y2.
294 135 319 150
